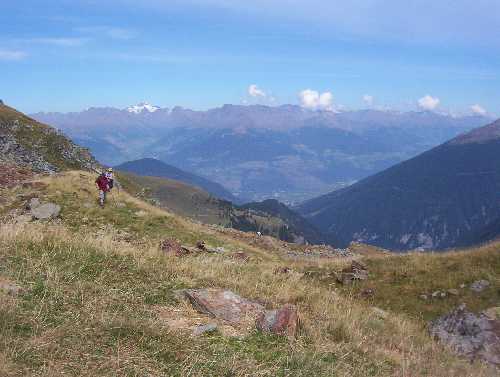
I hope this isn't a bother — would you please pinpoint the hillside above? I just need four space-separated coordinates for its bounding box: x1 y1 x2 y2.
115 158 242 203
32 105 490 203
0 169 498 376
116 171 324 245
298 118 500 251
0 103 97 173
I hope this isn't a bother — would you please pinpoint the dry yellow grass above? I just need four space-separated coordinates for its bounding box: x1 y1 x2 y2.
0 171 497 376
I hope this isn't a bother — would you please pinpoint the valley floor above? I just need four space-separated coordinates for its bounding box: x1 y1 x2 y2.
0 171 498 376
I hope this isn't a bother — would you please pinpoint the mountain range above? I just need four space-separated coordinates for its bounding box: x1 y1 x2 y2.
32 104 491 203
298 118 500 251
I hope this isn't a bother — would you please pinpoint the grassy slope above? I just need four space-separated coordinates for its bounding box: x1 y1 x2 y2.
0 171 497 376
116 171 310 243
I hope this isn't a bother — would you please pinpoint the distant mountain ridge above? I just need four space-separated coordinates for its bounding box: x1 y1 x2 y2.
32 104 491 203
297 118 500 251
115 158 242 203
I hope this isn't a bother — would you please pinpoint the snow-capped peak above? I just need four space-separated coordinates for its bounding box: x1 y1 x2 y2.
126 102 160 114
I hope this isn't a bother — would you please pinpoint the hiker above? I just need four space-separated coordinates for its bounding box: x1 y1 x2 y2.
95 171 110 207
105 167 114 190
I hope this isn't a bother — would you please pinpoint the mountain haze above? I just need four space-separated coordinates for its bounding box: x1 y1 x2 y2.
298 118 500 251
32 104 490 203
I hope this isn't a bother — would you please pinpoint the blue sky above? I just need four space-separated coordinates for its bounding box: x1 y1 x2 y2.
1 0 499 115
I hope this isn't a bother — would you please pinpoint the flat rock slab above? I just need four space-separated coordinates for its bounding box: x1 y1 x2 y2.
31 203 61 220
180 289 264 325
178 289 299 337
470 280 490 293
429 304 500 367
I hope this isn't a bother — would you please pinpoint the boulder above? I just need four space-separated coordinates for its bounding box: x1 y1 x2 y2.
26 197 41 210
429 304 500 367
470 280 490 293
31 202 60 220
178 288 299 337
256 304 298 337
178 289 265 324
232 252 250 262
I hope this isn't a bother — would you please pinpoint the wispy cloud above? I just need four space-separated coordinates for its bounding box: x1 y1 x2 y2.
76 26 137 40
29 37 88 47
470 104 487 116
248 84 266 98
0 49 28 61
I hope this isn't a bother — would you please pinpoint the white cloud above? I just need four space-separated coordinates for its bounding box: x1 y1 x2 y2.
248 84 266 98
363 94 374 106
0 49 27 61
470 104 487 116
418 95 440 111
299 89 334 110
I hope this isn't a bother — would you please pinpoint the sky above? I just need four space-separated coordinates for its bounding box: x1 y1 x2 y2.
1 0 499 116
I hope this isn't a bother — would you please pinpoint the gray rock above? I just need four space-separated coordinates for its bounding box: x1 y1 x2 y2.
192 323 218 336
420 294 428 300
470 280 490 293
429 304 500 367
31 202 61 220
26 197 41 210
447 289 459 296
371 307 389 319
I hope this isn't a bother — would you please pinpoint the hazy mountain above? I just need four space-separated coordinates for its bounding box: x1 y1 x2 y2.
32 104 491 203
115 158 242 203
297 118 500 251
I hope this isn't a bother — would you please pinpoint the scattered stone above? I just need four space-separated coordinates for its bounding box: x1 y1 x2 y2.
160 238 186 257
459 283 466 289
470 280 490 293
196 240 207 251
31 202 61 220
337 260 369 285
274 267 291 275
0 279 23 296
371 307 389 319
447 289 459 296
483 307 500 321
360 288 375 298
337 272 356 285
255 304 298 337
192 323 218 336
429 304 500 367
420 294 428 301
431 291 441 298
232 252 250 262
215 247 226 254
26 197 41 210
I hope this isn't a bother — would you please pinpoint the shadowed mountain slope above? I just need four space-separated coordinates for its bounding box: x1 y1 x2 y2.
298 119 500 251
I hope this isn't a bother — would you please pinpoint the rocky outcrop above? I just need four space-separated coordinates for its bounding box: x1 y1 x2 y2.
429 304 500 367
0 104 98 173
255 304 298 337
337 260 369 285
